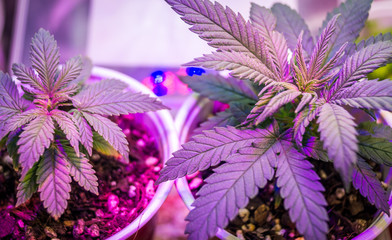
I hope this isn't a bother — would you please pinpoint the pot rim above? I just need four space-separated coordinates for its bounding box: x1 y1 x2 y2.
174 93 392 240
90 67 178 240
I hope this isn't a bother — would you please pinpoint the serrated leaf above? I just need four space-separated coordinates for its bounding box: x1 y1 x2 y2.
317 103 358 187
82 112 128 157
294 103 321 145
166 0 266 62
73 89 167 116
30 28 59 93
51 109 80 154
12 63 45 92
180 74 258 103
53 56 83 92
37 148 71 219
255 90 301 125
271 3 314 58
73 111 93 156
308 15 338 80
331 79 392 111
330 41 392 97
60 143 98 195
276 143 328 240
80 79 128 95
157 126 274 184
16 161 39 206
358 135 392 166
241 90 275 127
185 128 279 240
0 72 30 112
186 51 277 84
319 0 372 59
6 108 43 133
353 158 389 214
92 132 121 158
250 4 289 80
17 114 55 170
71 56 93 85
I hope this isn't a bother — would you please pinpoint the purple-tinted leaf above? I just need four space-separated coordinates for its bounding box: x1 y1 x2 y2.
331 79 392 111
250 4 289 80
358 135 392 166
71 56 93 85
17 114 55 170
294 103 321 146
295 93 316 113
82 112 128 157
92 132 121 159
319 0 372 59
30 28 59 92
255 90 301 125
180 74 258 103
16 161 39 206
60 143 98 195
314 42 347 81
358 121 392 139
37 148 71 219
317 103 358 187
301 137 331 162
6 129 21 168
353 158 389 214
186 51 277 84
271 3 314 58
73 111 93 156
80 79 128 95
293 32 308 85
330 41 392 97
166 0 266 62
53 56 83 91
185 129 279 240
6 108 42 136
12 63 45 92
0 72 29 111
308 15 339 80
73 89 167 116
51 109 80 154
276 143 328 240
157 126 274 184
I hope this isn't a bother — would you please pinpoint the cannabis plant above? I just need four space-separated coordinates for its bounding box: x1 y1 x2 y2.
0 29 167 219
156 0 392 239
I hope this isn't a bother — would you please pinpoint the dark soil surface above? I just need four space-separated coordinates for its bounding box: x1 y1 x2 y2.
0 114 162 239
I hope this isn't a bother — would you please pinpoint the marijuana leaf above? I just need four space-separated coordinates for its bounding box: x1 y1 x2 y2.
353 158 389 214
185 127 278 240
17 114 55 170
331 79 392 111
317 103 358 187
37 148 71 219
330 41 392 97
12 64 45 93
165 0 265 61
358 135 392 166
30 28 60 93
16 162 39 206
51 109 80 154
300 137 331 162
276 143 328 240
271 3 314 58
156 126 273 183
53 56 83 92
293 103 321 145
186 51 277 84
319 0 372 59
82 112 128 157
73 111 93 156
180 74 258 103
0 72 29 112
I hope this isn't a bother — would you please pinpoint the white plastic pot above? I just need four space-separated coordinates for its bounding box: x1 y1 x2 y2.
174 94 392 240
88 67 179 240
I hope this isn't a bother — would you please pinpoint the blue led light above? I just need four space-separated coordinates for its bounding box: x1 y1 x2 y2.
186 67 205 76
151 70 165 84
153 84 168 96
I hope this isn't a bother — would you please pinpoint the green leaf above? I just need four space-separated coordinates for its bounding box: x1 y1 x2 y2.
92 132 120 159
16 161 39 206
358 135 392 166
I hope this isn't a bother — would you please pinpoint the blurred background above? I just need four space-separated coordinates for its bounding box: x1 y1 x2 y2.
0 0 391 239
